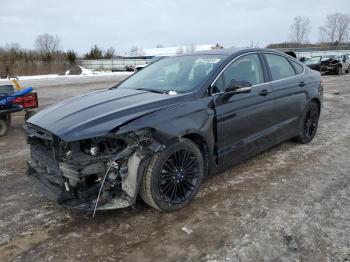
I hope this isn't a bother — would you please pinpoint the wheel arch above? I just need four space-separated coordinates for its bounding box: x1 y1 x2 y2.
310 97 321 115
182 133 210 176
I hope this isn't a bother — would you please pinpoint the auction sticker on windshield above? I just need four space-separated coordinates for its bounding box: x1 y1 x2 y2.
195 58 221 64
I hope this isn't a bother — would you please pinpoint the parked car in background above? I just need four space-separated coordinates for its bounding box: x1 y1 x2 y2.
134 56 168 72
125 65 135 72
26 48 323 213
299 56 310 63
304 54 350 75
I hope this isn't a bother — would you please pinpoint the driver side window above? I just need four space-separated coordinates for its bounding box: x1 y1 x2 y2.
212 53 264 94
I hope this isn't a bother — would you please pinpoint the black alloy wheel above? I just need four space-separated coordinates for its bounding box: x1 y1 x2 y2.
158 149 200 205
140 138 204 211
303 110 318 139
293 101 319 144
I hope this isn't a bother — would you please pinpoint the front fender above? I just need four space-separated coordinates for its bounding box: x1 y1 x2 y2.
116 98 214 145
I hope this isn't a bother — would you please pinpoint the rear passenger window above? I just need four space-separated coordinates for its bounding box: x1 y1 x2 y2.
290 60 304 75
265 54 296 80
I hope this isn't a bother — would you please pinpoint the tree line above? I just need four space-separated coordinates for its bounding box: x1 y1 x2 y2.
2 12 349 65
1 12 349 76
0 33 119 67
270 12 350 48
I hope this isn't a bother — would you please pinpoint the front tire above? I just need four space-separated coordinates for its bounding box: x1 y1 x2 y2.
293 102 319 144
140 138 204 212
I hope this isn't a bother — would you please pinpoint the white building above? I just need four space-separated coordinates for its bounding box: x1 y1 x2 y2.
139 44 221 57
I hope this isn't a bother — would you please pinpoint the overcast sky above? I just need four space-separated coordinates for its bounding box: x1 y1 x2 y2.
0 0 349 55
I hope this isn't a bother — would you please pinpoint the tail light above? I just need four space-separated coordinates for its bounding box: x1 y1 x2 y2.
13 92 38 109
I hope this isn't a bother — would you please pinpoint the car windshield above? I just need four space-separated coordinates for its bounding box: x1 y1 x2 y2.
117 55 226 94
305 56 321 65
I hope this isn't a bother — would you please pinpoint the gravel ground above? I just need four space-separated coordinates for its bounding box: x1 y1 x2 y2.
0 73 349 262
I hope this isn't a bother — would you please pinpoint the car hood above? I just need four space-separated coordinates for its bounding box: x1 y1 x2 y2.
321 57 340 63
27 88 187 141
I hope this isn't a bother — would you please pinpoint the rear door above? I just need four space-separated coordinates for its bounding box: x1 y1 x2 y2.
263 53 307 139
212 52 274 164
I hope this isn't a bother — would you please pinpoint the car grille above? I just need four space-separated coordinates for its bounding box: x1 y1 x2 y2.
25 123 60 161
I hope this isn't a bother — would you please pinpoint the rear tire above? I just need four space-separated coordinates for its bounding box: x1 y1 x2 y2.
345 66 349 74
0 119 8 137
140 138 204 212
293 102 319 144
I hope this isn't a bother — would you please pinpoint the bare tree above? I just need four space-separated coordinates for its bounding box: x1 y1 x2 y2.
104 47 115 59
185 43 196 53
289 16 311 44
337 14 350 43
4 43 21 51
66 50 77 65
176 47 184 54
138 48 145 56
319 13 350 44
129 46 145 57
35 33 60 60
84 45 103 59
129 46 139 57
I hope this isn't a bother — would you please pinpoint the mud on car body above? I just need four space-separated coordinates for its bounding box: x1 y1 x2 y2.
25 48 323 212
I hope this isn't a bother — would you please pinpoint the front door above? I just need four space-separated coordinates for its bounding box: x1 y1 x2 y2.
212 53 274 165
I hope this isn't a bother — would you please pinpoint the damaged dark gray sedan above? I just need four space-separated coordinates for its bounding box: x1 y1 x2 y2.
25 48 323 212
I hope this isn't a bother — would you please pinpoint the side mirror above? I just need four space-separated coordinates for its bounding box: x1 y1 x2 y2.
225 79 252 93
220 79 252 101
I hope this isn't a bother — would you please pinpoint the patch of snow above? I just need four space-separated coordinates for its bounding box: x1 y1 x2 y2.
0 74 60 81
79 66 94 75
0 71 133 82
65 70 70 75
168 90 177 95
0 234 10 245
0 168 11 177
181 226 193 235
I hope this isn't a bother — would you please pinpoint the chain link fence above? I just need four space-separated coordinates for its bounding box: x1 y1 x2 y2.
78 58 150 71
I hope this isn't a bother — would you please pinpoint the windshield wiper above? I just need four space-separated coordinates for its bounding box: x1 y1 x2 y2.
135 88 165 94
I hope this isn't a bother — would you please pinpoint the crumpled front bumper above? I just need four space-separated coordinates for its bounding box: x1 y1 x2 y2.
27 152 130 211
320 65 337 74
26 162 130 212
25 125 163 212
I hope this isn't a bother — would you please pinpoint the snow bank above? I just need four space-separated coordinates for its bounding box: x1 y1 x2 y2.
79 66 94 75
0 69 133 82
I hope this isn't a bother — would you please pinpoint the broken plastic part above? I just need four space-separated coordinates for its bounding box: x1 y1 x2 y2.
122 151 144 200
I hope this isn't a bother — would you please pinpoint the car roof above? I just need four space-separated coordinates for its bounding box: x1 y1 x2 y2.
181 47 283 56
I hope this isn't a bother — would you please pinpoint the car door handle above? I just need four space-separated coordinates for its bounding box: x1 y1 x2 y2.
298 82 305 87
259 89 270 96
